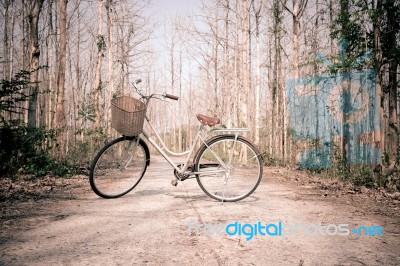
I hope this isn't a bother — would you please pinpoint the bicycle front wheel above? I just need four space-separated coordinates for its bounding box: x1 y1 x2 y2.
89 137 148 199
194 135 263 202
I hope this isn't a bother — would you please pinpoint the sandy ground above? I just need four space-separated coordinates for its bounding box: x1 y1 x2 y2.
1 156 399 265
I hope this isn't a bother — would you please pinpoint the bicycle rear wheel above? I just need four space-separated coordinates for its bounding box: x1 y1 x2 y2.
89 137 148 198
194 135 263 202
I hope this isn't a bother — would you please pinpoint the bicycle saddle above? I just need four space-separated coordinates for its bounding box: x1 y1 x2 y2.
196 114 221 127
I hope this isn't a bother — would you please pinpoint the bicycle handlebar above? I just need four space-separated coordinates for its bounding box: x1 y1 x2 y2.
165 94 179 101
133 80 179 102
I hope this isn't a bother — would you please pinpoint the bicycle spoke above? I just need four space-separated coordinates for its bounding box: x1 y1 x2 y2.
195 136 263 202
89 138 148 198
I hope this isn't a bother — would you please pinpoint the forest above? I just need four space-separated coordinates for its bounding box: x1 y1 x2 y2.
0 0 399 189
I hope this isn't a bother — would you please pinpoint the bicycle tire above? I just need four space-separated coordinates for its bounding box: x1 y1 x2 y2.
194 135 263 202
89 136 149 198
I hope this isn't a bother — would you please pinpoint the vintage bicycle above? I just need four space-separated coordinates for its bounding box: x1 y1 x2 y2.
89 80 263 202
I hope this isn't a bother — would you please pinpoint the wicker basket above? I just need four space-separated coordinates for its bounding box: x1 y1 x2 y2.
111 96 146 136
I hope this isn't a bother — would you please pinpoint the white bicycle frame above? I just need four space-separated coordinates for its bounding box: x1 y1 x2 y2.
138 114 250 176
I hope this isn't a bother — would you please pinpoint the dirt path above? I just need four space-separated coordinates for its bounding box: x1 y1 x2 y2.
1 156 399 265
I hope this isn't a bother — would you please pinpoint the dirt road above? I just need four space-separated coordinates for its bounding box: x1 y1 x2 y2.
1 156 399 265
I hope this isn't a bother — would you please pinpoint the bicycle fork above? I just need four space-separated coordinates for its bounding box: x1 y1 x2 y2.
118 137 140 170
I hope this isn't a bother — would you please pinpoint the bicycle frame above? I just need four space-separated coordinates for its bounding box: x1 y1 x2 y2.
138 114 250 176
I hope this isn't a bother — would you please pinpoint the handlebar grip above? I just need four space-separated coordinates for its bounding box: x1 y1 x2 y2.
165 94 179 101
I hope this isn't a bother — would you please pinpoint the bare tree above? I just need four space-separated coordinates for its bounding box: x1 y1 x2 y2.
241 0 249 128
252 0 264 144
27 0 44 128
223 0 231 127
105 0 114 133
55 0 68 154
385 0 399 172
93 0 104 128
2 0 10 80
281 0 308 78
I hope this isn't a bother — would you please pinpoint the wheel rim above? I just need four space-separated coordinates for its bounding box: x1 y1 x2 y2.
196 137 262 201
92 139 146 198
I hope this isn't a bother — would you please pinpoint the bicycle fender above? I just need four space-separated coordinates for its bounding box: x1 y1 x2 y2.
192 134 264 165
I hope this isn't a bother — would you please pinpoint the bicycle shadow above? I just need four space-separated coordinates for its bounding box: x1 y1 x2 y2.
166 192 261 203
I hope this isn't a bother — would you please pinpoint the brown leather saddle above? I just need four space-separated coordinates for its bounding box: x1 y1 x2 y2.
196 114 221 127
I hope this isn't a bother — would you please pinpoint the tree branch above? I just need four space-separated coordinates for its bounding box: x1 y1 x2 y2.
279 0 294 16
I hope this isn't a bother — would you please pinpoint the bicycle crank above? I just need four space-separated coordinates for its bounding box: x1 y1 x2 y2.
173 164 194 181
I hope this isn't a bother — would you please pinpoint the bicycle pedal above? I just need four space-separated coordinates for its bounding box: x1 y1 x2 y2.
171 179 178 186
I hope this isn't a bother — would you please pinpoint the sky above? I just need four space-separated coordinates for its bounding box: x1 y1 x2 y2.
148 0 202 42
151 0 201 16
144 0 203 91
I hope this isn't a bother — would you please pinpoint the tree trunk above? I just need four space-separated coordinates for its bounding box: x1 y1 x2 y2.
55 0 68 155
106 0 114 134
75 1 82 142
94 0 104 128
214 6 219 115
27 0 44 128
169 32 176 150
2 0 10 80
340 0 350 166
292 0 300 79
224 0 231 127
281 0 307 162
9 1 15 80
373 0 384 182
178 51 182 152
234 0 240 126
48 0 57 130
241 0 249 128
19 0 27 122
386 0 398 171
281 0 307 79
253 0 262 145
